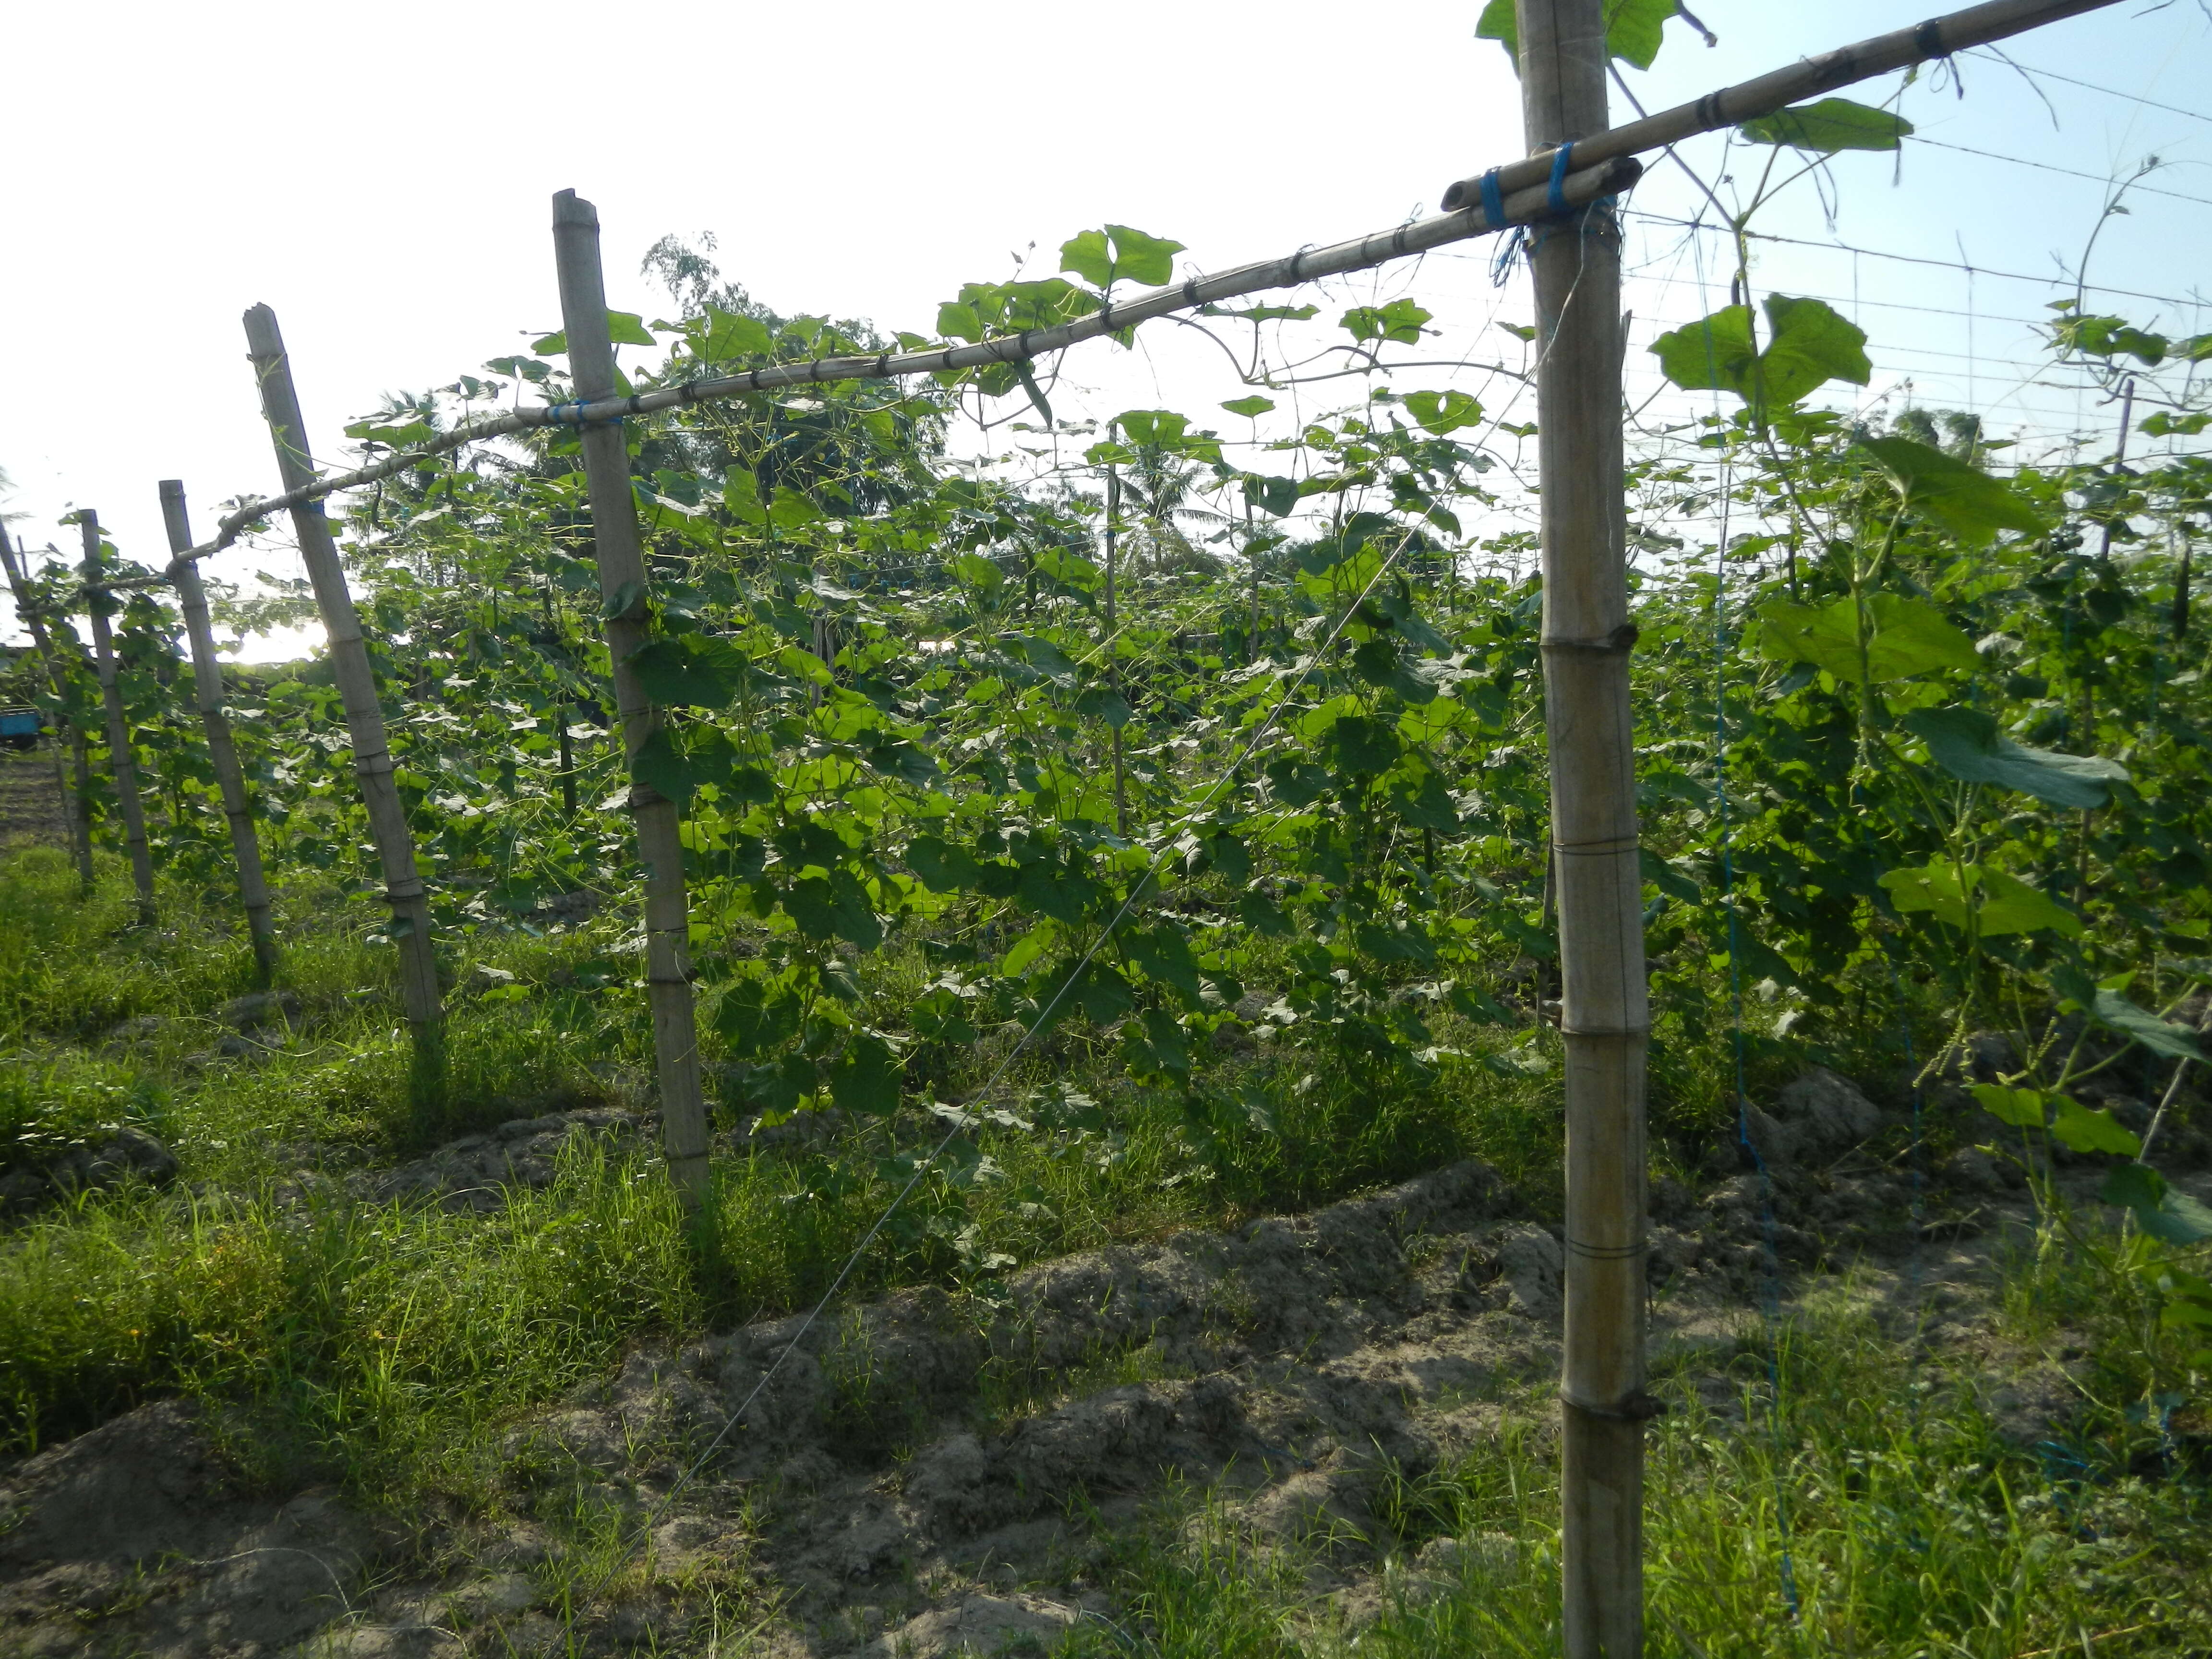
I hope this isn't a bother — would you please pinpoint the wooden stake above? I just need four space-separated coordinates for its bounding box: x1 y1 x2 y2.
550 189 712 1206
1104 432 1127 834
78 513 157 922
2098 374 2136 560
1516 0 1648 1653
159 481 279 983
242 304 445 1088
0 531 96 886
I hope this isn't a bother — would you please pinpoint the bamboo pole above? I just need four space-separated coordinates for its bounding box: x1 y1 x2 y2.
1516 0 1648 1653
1442 0 2121 209
1103 429 1126 834
0 530 96 886
113 161 1640 593
159 480 278 983
78 513 157 922
242 304 445 1090
550 189 711 1207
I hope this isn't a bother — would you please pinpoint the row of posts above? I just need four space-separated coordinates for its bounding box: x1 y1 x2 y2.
2 200 709 1199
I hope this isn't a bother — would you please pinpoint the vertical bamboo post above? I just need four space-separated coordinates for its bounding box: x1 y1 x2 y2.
1517 0 1647 1652
2097 374 2136 560
159 482 279 983
78 513 157 921
1103 430 1127 833
1 531 96 885
242 304 445 1090
550 190 711 1206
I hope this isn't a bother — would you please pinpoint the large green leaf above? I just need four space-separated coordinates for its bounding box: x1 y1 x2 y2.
1479 0 1681 70
1126 925 1202 1005
629 729 691 807
1405 389 1483 434
2092 989 2205 1061
2102 1162 2212 1245
1650 296 1869 417
1756 592 1976 683
687 308 775 361
830 1033 903 1118
1739 98 1913 153
1059 225 1186 290
626 634 749 708
1878 860 2078 938
2049 1096 2141 1157
1976 868 2081 938
905 834 983 893
1856 436 2043 545
1904 706 2128 810
1971 1083 2047 1129
1342 300 1433 346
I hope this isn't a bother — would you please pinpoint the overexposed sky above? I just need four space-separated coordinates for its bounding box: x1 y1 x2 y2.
4 1 2209 651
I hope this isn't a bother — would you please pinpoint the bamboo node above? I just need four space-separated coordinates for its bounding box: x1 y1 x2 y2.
1565 1236 1648 1261
1560 1389 1667 1423
1551 836 1640 857
1539 624 1639 655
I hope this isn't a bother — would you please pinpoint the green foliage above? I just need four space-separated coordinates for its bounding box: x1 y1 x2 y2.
1059 225 1186 290
1903 706 2126 809
1738 97 1912 153
1755 592 1976 683
1651 295 1870 420
1857 435 2044 544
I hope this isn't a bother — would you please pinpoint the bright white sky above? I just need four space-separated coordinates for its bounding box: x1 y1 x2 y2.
4 1 2208 657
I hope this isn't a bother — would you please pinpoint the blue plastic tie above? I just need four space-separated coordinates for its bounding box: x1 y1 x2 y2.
1548 142 1575 214
1479 168 1506 228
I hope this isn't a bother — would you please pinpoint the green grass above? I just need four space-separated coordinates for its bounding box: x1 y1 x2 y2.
0 849 1567 1484
1063 1287 2212 1659
6 845 2208 1659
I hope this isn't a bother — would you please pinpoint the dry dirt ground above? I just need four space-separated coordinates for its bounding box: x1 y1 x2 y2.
0 1072 2190 1659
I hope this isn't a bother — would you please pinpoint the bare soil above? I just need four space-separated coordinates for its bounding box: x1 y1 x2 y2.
4 1109 2146 1659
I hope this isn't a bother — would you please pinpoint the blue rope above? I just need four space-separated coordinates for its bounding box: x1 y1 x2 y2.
1479 167 1506 228
1548 142 1575 214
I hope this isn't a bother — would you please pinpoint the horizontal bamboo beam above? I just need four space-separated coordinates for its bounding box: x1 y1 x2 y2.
1440 0 2123 210
100 154 1640 596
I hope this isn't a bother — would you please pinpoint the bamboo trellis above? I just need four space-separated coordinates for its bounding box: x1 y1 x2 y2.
1 0 2138 1643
